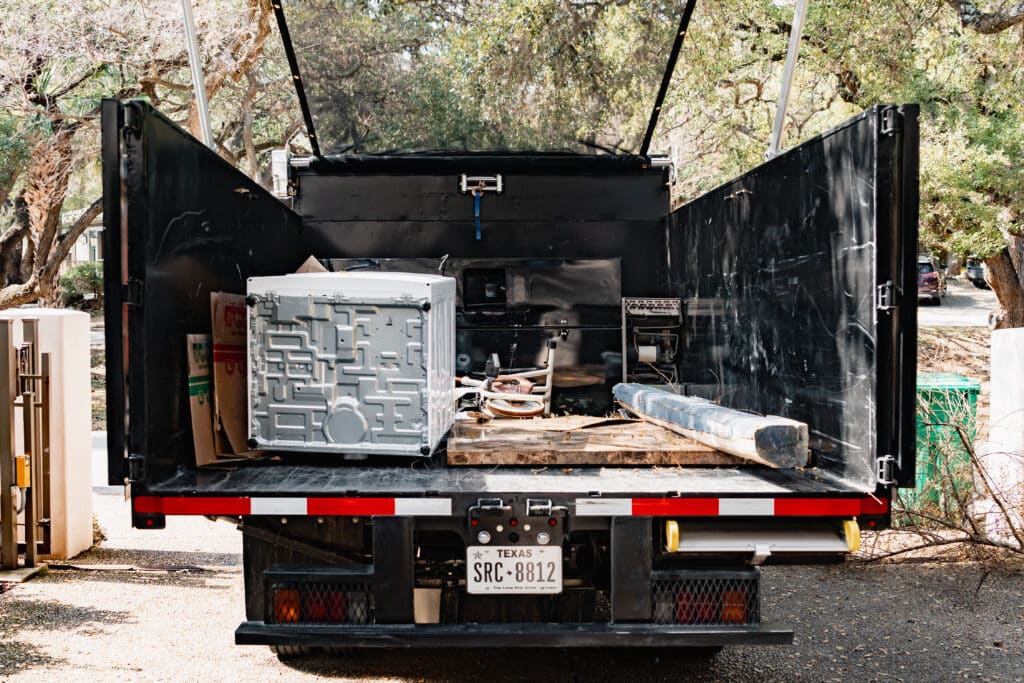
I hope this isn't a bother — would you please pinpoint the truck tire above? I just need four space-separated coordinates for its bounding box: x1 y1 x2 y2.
270 645 314 660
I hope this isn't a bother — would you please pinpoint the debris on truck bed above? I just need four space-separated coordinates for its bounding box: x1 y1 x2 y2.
446 414 744 466
613 384 809 468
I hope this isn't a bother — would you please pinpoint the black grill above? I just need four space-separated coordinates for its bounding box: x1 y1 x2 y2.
651 570 760 626
268 581 374 625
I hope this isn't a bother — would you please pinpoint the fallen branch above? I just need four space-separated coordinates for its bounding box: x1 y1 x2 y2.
945 0 1024 33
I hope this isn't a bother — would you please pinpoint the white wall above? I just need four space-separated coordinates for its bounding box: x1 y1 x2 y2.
0 309 92 559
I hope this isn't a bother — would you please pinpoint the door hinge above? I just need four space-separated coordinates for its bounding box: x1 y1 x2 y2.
127 453 146 483
876 281 896 312
880 107 902 135
123 278 143 306
123 102 141 135
876 455 896 486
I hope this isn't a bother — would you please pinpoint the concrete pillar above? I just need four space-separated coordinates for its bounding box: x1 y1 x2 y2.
977 328 1024 544
0 309 92 559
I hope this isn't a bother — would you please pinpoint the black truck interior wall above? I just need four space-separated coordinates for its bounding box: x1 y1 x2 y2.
102 100 916 496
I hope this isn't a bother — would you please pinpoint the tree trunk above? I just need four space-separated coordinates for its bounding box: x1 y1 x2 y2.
986 246 1024 329
0 197 102 310
0 191 30 286
20 128 77 300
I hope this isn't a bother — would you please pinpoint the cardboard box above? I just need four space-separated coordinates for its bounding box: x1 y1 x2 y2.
186 334 219 467
211 292 254 456
295 255 328 273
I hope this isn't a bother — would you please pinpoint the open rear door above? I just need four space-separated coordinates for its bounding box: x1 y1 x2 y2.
101 100 305 497
670 105 918 492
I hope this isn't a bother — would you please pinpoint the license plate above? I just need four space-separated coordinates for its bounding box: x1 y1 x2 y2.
466 546 562 594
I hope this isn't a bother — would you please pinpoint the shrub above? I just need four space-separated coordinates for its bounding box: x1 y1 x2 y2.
59 262 103 309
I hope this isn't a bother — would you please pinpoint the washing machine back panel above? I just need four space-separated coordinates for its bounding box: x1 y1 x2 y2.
247 272 455 456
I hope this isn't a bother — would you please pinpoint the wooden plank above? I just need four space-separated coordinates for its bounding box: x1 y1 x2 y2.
446 415 745 466
613 384 809 469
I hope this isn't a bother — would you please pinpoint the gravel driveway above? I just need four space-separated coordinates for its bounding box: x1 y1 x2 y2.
918 280 999 328
2 493 1022 682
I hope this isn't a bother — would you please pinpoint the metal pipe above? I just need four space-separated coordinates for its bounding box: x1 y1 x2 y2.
639 0 699 157
40 353 51 535
180 0 215 150
22 390 36 568
766 0 809 159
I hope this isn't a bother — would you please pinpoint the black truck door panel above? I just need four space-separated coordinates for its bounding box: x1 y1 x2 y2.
669 105 918 490
101 100 305 487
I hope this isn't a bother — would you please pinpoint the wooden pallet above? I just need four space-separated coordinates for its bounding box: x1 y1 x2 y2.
446 415 745 466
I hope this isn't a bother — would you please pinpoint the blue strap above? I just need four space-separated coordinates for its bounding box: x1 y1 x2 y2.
473 191 482 240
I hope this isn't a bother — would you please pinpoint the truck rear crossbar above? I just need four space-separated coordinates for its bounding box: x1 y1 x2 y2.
132 494 888 518
235 622 794 648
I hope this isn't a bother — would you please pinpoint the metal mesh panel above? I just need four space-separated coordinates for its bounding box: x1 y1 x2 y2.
651 573 760 626
268 582 374 625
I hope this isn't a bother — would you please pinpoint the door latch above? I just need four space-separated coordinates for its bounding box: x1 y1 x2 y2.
459 174 503 194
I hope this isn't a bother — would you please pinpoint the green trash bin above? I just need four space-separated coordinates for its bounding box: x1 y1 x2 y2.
898 373 981 523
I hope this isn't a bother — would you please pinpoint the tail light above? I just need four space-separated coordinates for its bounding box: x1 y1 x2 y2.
303 590 346 623
720 589 748 624
273 588 301 624
652 571 760 626
269 583 373 624
675 590 717 624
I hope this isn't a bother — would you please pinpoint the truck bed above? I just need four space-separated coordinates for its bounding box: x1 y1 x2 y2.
146 461 865 498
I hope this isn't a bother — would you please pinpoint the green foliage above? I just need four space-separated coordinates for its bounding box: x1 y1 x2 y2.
59 262 103 309
646 0 1024 263
0 114 31 185
2 0 1021 271
287 0 680 153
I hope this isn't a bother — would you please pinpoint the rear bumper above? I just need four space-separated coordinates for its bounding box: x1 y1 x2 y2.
235 621 793 648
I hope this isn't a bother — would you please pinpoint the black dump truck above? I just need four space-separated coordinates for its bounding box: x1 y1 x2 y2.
101 3 917 654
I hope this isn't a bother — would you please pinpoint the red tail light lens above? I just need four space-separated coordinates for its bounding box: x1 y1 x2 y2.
675 590 716 624
721 589 748 624
303 590 347 623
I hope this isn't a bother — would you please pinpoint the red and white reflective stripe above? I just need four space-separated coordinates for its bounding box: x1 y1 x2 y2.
133 496 452 517
574 496 888 517
134 494 887 518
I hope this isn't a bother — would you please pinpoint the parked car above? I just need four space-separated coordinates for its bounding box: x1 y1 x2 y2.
965 257 989 289
918 254 946 304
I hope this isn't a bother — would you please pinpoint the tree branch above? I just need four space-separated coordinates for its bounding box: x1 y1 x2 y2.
945 0 1024 33
0 196 101 310
45 197 103 272
49 64 107 98
985 247 1024 328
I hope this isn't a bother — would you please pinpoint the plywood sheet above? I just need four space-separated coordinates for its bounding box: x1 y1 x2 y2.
446 415 745 466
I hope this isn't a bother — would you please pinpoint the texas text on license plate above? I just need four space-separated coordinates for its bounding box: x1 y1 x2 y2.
466 546 562 594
